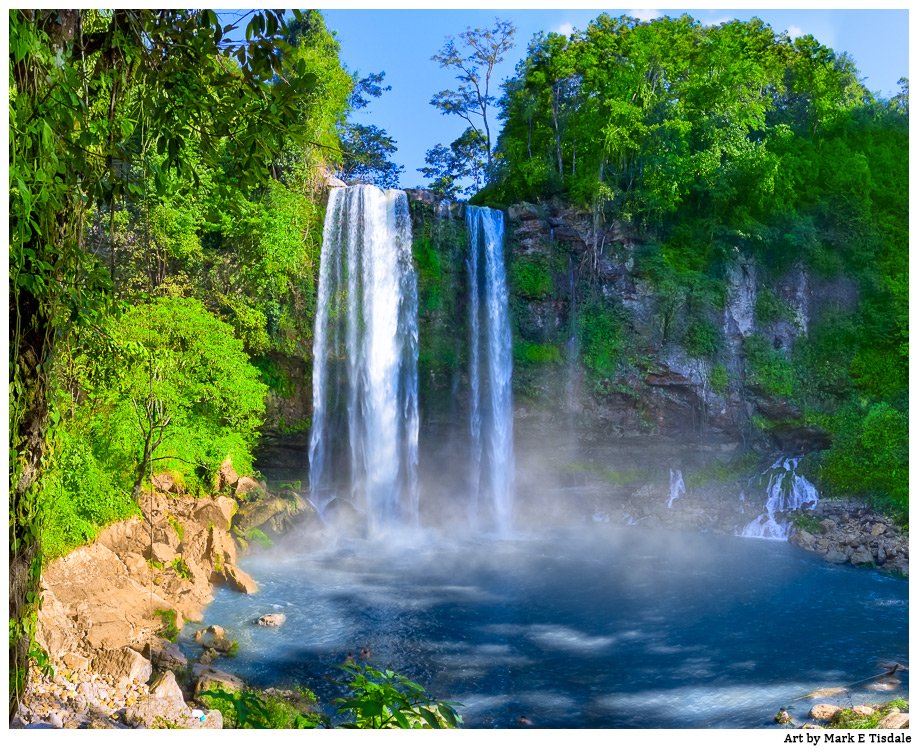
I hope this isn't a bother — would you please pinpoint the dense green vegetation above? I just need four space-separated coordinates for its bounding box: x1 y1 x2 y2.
481 14 907 519
8 8 362 713
8 7 908 721
197 664 462 729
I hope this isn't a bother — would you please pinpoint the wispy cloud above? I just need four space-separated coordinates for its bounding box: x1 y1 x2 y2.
786 24 804 40
629 9 662 23
555 21 574 36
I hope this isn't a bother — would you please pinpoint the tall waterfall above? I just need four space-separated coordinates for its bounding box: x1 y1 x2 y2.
309 186 419 533
466 206 514 533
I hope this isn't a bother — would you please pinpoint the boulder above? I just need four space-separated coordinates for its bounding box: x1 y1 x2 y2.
193 666 245 698
126 671 193 728
851 705 877 717
849 547 875 566
235 476 265 501
194 495 235 531
61 652 90 672
147 637 188 672
824 546 849 564
257 613 287 627
219 459 240 491
810 704 842 722
93 647 152 686
148 541 176 564
878 712 910 729
193 625 226 648
223 563 258 594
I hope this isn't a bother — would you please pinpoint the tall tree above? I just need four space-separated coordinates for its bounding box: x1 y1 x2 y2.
430 18 516 171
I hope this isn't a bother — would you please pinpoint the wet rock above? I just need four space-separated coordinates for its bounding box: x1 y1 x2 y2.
824 547 850 564
849 547 874 566
193 625 226 647
257 613 287 627
223 563 258 594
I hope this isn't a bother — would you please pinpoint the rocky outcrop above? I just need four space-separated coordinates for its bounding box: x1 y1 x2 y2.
21 463 312 728
789 499 908 576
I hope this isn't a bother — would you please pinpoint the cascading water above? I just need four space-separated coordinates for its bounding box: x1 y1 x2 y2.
466 206 514 533
667 468 686 508
741 457 818 540
309 185 419 533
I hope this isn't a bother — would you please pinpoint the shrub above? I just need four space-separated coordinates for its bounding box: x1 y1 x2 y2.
510 256 554 300
335 664 462 729
683 318 722 358
709 363 729 395
744 335 795 398
514 340 562 365
578 302 624 381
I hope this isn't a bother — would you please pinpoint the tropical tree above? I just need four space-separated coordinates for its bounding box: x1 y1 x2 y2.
430 18 516 171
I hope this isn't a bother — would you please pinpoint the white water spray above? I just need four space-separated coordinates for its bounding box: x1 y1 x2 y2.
667 469 686 508
309 186 419 533
466 206 514 533
741 457 818 540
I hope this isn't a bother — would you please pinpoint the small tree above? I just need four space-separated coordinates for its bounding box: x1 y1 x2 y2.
430 18 516 171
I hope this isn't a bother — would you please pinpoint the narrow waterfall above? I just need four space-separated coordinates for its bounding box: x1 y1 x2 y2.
741 457 819 540
309 185 419 533
466 206 514 533
666 468 686 508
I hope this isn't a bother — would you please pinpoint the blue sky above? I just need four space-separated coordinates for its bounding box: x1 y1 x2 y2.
319 8 909 189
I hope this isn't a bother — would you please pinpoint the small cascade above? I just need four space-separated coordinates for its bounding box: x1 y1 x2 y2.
308 185 419 534
466 205 514 534
741 457 819 540
666 469 686 508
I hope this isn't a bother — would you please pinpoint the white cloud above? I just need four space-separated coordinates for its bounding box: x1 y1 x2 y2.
555 21 574 36
629 9 662 23
787 25 804 40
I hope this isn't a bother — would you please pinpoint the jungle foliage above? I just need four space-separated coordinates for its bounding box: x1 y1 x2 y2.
8 8 358 714
487 14 907 517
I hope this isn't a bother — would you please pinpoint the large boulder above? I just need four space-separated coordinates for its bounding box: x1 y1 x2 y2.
193 665 245 698
194 495 235 531
235 476 266 501
222 563 258 594
146 637 188 672
125 670 212 729
93 647 152 686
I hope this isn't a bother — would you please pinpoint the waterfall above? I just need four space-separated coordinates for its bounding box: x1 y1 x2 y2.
309 185 419 533
741 457 818 540
466 206 515 533
666 469 686 508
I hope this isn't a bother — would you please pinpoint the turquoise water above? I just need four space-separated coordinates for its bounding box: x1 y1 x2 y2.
196 525 908 728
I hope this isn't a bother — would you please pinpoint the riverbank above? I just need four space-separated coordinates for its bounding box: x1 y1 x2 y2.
13 467 308 729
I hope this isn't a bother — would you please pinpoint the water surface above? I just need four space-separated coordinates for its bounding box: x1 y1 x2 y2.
197 526 908 728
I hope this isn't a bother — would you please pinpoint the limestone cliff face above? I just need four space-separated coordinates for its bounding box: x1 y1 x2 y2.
405 191 859 454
